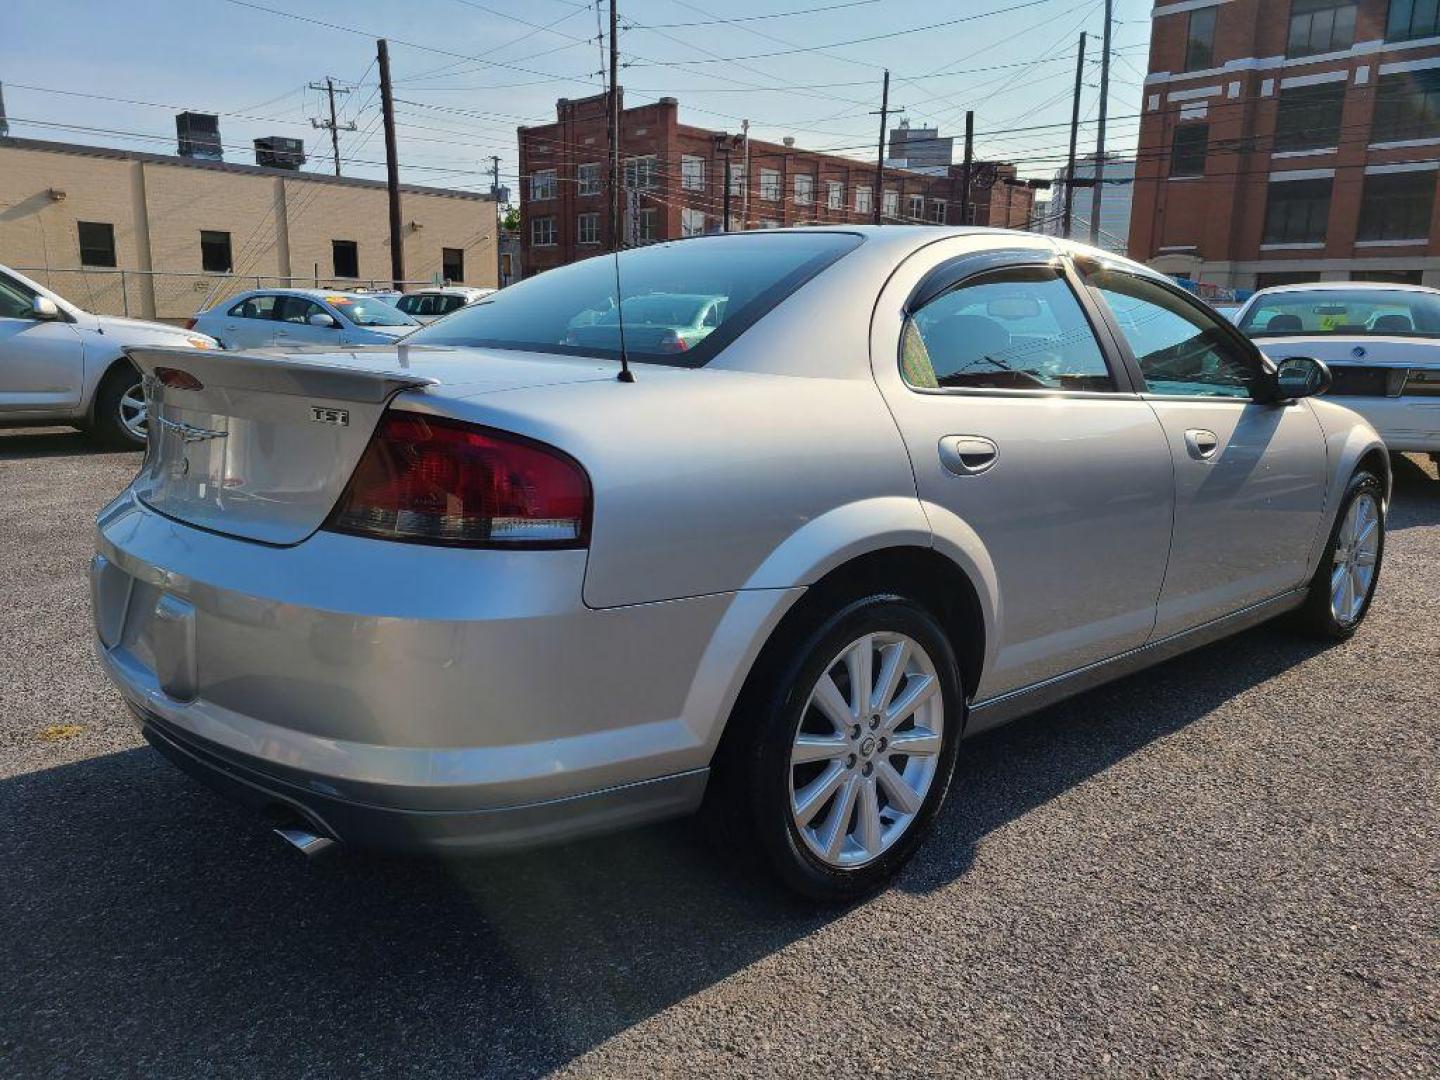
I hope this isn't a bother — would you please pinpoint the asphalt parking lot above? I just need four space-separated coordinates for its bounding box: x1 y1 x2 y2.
1 427 1436 1078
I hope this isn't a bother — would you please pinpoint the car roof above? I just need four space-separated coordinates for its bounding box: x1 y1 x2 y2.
229 287 379 301
1249 281 1440 297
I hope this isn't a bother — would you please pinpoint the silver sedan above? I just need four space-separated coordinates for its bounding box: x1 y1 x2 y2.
94 228 1388 901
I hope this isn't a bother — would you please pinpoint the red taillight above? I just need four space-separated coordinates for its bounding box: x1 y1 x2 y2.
325 413 591 548
154 366 204 390
183 318 198 330
657 331 689 354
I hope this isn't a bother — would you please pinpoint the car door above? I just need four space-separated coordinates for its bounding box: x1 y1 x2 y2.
872 245 1175 701
1077 262 1327 637
219 294 280 350
0 270 84 413
272 296 340 347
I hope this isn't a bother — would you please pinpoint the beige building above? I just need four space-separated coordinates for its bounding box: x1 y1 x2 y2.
0 136 497 321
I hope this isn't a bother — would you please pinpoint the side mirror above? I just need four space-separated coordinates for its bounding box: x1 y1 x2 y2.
1274 356 1332 400
308 312 338 328
32 296 61 320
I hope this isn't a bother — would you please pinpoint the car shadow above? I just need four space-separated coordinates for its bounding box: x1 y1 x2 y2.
0 428 136 460
1388 452 1439 532
0 621 1332 1077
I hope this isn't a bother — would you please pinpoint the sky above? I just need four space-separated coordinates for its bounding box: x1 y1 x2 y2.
1 0 1156 201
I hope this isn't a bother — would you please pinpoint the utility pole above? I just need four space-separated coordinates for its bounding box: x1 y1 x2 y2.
740 118 750 230
608 0 622 250
377 39 405 288
491 154 504 286
714 133 734 231
1063 32 1087 239
959 111 975 226
1090 0 1113 248
871 70 890 225
309 77 356 177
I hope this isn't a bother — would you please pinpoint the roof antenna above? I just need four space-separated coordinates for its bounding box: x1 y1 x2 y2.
612 248 635 382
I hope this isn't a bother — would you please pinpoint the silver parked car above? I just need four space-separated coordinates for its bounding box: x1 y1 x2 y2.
94 229 1388 901
1234 282 1440 464
0 263 218 446
190 288 418 350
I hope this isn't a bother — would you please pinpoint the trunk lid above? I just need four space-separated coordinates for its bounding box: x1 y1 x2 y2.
125 344 616 545
1256 335 1440 369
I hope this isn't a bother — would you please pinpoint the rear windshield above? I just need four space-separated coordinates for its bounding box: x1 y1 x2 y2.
1239 289 1440 338
405 232 863 366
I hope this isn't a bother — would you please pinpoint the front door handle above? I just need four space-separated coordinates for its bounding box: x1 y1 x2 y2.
939 435 999 476
1184 428 1220 460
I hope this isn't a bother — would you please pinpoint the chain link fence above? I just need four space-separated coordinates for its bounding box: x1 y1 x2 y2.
13 268 438 325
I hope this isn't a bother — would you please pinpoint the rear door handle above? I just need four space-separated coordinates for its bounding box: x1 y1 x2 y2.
939 435 999 476
1184 428 1219 460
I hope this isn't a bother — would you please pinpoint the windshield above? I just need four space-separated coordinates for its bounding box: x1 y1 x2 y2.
326 295 417 327
1239 289 1440 338
405 232 862 365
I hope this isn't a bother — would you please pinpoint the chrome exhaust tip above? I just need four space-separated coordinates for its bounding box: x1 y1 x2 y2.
273 826 336 857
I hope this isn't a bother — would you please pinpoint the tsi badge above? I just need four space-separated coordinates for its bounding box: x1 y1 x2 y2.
310 406 350 427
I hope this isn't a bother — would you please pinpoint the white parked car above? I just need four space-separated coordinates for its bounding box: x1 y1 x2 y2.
1235 282 1440 464
393 287 495 325
0 263 217 447
190 288 419 351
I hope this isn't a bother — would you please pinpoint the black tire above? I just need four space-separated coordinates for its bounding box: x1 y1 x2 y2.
91 363 146 449
708 594 964 904
1293 469 1385 641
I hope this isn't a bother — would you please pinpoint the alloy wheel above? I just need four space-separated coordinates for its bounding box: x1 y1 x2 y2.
788 632 944 869
119 381 148 441
1330 492 1380 626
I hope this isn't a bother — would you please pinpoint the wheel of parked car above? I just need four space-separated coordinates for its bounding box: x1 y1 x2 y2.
93 363 147 449
713 594 964 903
1294 470 1385 641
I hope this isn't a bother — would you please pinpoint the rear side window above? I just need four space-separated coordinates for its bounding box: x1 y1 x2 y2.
227 294 280 320
407 232 863 367
901 266 1115 392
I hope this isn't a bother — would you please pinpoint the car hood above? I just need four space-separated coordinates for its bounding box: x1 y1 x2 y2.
92 314 214 345
1254 334 1440 368
351 322 415 337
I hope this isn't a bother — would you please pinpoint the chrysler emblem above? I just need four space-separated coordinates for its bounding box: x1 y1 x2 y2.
155 417 229 443
1352 345 1367 359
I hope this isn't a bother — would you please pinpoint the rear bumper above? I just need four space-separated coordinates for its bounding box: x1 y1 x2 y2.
132 701 706 854
91 492 796 852
1330 396 1440 452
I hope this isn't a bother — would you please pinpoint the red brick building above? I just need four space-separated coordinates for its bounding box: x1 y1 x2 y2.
1132 0 1440 290
518 92 1035 276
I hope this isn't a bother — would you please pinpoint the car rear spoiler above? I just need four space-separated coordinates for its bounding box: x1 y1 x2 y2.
123 345 437 404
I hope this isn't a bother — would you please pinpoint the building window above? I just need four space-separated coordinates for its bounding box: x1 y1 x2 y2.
855 185 872 213
681 155 706 191
1373 70 1440 143
907 193 924 220
1288 0 1356 57
760 169 781 201
531 216 557 247
681 207 706 236
577 212 601 246
638 208 657 243
200 230 232 273
883 190 899 218
826 180 844 210
1274 83 1346 151
76 221 116 267
624 155 658 191
928 199 946 223
1358 169 1436 240
578 163 602 196
1387 0 1440 42
530 168 557 201
1255 271 1323 288
1263 178 1333 244
442 247 464 282
332 239 359 278
794 174 815 204
729 161 746 191
1171 123 1209 176
760 219 780 229
1184 6 1217 72
1352 269 1424 283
